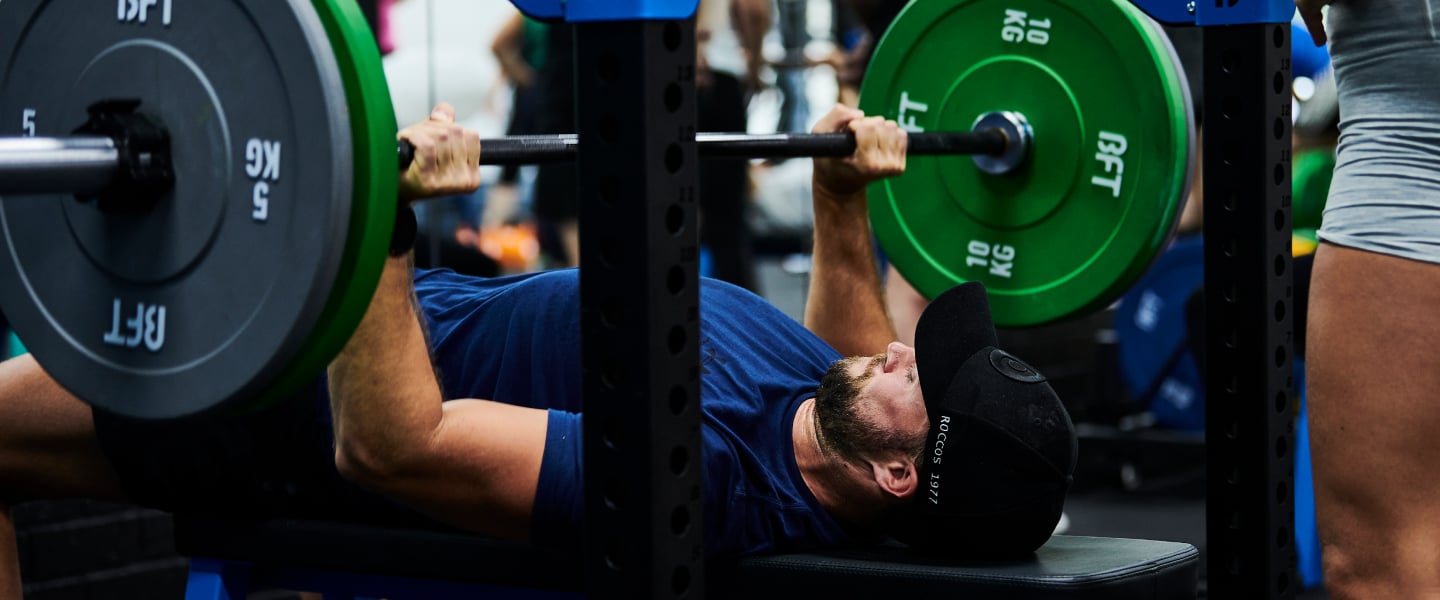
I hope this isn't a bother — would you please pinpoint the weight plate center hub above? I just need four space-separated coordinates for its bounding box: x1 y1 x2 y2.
64 41 229 283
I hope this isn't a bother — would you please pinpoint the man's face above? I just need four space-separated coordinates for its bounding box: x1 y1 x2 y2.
845 342 930 450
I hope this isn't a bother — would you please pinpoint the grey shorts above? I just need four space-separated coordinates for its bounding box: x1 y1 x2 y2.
1318 0 1440 263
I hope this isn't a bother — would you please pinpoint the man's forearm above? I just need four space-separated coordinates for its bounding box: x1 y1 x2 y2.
328 256 443 474
804 184 896 356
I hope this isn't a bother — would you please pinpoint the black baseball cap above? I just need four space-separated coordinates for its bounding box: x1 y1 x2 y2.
887 282 1078 556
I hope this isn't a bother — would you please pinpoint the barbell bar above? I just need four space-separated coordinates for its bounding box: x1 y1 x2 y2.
0 136 118 197
0 119 1023 199
396 127 1016 167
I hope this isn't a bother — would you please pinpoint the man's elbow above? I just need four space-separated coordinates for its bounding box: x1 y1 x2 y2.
335 437 420 491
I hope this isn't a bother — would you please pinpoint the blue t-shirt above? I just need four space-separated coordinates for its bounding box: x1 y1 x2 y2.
410 268 850 558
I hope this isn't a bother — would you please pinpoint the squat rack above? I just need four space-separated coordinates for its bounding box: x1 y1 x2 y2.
1195 9 1300 600
510 0 1300 598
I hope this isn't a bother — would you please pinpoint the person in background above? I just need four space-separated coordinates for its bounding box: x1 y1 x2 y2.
479 9 548 274
527 1 771 281
696 0 772 292
377 0 402 56
525 17 580 268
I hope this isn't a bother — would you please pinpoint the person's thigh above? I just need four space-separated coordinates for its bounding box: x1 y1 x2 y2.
1308 243 1440 596
0 355 126 503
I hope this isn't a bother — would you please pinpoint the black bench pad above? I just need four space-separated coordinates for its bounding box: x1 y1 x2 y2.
710 536 1197 599
175 517 1196 598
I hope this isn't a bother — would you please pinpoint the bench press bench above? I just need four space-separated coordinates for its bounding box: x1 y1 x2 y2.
175 516 1198 599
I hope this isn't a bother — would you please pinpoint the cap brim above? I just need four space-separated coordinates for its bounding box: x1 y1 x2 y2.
914 282 998 410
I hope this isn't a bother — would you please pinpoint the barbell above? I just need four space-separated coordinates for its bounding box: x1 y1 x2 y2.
0 0 1192 419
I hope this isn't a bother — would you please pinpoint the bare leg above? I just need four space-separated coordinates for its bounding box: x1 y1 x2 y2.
0 355 129 599
1308 243 1440 598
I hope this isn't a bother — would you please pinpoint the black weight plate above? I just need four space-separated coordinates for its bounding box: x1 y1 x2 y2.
0 0 353 419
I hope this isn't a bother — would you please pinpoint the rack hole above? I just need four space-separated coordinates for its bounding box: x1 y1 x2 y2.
604 475 624 510
670 445 689 474
672 566 691 595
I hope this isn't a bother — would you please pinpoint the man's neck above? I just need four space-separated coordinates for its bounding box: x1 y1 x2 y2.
792 398 873 526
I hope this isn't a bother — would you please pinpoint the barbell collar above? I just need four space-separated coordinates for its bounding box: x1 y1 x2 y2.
0 136 118 197
970 111 1033 176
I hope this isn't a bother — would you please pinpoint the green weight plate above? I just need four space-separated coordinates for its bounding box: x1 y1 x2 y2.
251 0 397 413
860 0 1193 328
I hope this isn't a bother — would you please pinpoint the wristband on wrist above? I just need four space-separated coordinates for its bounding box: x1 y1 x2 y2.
390 205 417 257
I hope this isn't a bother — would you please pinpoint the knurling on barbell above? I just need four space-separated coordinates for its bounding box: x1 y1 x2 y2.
0 0 1192 419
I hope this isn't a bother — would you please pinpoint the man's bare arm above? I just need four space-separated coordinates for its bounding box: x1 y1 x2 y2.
328 104 547 541
803 105 908 357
